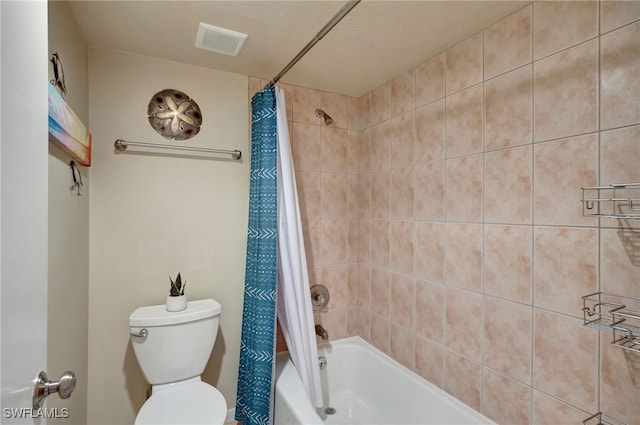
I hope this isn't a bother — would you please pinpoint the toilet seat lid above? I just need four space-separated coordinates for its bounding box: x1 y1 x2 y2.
135 381 227 425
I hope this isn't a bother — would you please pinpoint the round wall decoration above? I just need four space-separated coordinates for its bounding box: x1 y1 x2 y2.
147 89 202 140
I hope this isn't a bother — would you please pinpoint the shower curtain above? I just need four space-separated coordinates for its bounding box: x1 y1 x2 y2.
236 86 323 425
236 87 278 425
274 87 323 409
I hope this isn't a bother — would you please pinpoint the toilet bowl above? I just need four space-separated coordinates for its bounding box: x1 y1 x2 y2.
129 299 227 424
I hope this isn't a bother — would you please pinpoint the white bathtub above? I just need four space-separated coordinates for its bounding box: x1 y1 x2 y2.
274 336 496 425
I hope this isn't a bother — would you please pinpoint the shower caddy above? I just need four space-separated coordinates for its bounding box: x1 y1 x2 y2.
579 182 639 425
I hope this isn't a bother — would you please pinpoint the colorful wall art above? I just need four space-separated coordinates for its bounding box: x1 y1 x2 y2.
48 83 92 166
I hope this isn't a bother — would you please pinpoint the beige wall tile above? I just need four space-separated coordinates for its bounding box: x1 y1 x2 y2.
322 91 347 129
483 369 532 425
390 221 414 275
292 122 322 171
600 125 640 229
390 110 415 168
357 220 371 265
370 82 391 125
601 21 640 130
391 69 415 117
484 224 532 305
533 0 599 59
293 86 323 124
484 5 532 79
347 174 361 220
347 263 359 307
346 306 359 337
357 308 371 342
533 39 599 142
390 273 415 330
322 264 348 309
601 0 640 33
370 121 391 172
532 390 590 425
283 3 639 420
484 65 532 151
533 134 599 226
601 125 640 185
390 167 414 219
347 96 361 130
302 218 321 268
370 267 390 318
347 130 361 174
415 160 445 221
415 279 444 342
358 174 371 220
445 84 483 158
320 219 348 264
446 32 483 95
446 154 483 223
534 226 598 317
444 351 482 411
415 99 445 163
370 171 390 219
600 334 640 424
390 323 416 370
601 228 640 297
533 310 598 412
415 335 444 388
347 219 359 263
415 52 445 107
322 127 348 173
484 296 532 384
359 128 371 175
370 219 389 267
296 171 321 218
415 222 445 283
321 173 347 218
446 223 483 292
445 287 483 361
484 145 532 224
359 93 371 129
370 313 390 354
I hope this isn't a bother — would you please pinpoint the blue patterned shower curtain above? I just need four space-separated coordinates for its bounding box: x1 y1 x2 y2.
235 87 278 425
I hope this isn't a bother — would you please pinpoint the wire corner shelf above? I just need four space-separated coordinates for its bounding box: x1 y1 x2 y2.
582 291 640 354
583 412 629 425
581 183 640 219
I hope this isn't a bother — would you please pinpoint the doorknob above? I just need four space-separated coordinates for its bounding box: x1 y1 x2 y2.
32 370 76 409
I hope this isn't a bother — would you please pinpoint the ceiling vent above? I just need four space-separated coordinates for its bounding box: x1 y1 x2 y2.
195 23 248 56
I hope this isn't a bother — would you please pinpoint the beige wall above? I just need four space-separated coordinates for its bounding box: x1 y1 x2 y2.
47 2 89 424
279 2 639 424
87 48 249 424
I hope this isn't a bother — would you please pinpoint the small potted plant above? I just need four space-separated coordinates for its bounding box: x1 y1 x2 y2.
165 272 187 312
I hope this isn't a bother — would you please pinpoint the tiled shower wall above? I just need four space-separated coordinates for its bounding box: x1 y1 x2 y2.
250 1 639 423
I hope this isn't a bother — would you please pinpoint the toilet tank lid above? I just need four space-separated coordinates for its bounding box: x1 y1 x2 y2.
129 299 222 327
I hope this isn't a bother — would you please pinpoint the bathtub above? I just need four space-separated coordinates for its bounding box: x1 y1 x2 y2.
274 336 496 425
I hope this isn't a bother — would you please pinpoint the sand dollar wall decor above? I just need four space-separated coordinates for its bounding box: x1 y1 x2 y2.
147 89 202 140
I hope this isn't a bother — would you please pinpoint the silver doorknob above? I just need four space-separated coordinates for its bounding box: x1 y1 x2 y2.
32 370 76 409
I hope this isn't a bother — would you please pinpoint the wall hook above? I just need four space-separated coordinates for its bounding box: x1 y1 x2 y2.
69 160 83 196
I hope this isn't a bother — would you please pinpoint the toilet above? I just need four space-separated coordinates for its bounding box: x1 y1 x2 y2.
129 299 227 425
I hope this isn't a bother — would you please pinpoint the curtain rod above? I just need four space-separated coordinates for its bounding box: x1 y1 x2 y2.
114 139 242 160
265 0 361 88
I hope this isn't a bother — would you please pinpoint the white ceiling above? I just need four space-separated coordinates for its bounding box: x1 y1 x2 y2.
69 0 528 97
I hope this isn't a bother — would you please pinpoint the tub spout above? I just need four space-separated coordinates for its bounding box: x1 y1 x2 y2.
315 324 329 340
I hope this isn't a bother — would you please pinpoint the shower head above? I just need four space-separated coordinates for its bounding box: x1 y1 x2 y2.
315 108 334 126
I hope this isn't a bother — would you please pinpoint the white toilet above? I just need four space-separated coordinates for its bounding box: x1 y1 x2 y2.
129 299 227 425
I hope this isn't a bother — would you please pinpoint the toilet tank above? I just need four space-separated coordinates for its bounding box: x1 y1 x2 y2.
129 299 222 385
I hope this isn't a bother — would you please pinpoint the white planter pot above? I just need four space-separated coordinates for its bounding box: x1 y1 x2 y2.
166 294 187 312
